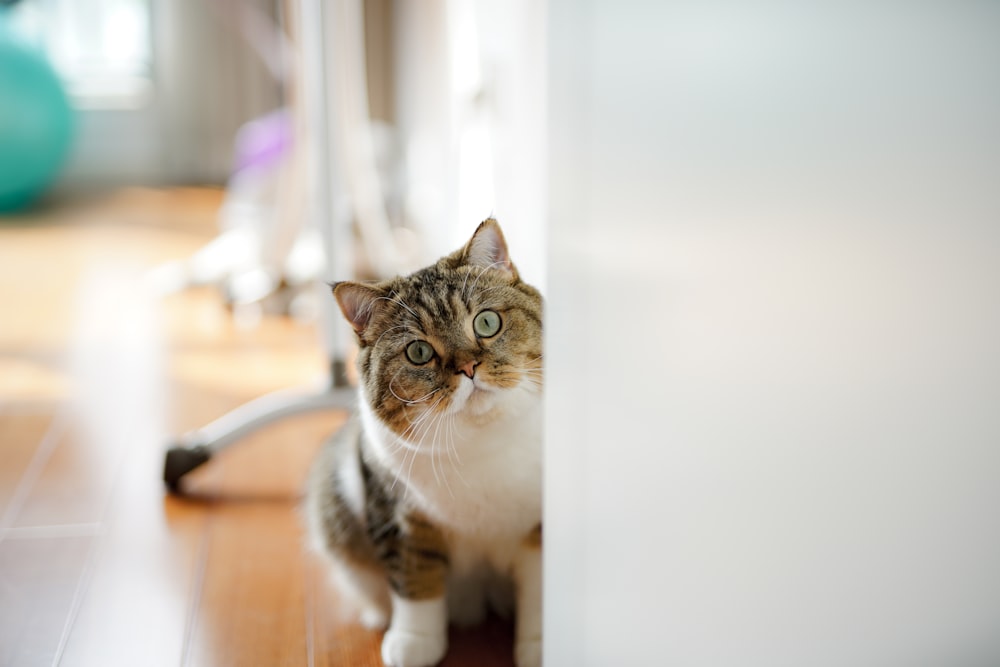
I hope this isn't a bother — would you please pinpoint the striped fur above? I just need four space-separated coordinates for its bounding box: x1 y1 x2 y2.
306 220 544 667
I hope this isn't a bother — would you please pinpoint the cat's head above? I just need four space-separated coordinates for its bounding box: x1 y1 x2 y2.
332 219 543 437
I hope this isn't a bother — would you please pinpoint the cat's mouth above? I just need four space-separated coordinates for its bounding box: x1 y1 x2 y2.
447 375 497 416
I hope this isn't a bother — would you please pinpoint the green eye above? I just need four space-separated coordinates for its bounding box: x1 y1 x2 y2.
405 340 435 365
473 310 502 338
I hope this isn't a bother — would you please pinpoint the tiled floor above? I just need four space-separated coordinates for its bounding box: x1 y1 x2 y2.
0 188 513 667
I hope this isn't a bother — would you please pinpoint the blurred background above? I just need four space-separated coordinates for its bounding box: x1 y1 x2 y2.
0 0 545 295
1 1 543 665
3 1 1000 666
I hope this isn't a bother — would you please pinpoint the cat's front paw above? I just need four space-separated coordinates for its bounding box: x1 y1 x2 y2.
380 629 447 667
515 638 542 667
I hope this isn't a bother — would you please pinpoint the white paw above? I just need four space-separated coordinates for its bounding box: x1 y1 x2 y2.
380 629 447 667
515 638 542 667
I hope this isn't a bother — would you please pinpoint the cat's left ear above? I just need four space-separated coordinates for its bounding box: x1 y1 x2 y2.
332 281 384 336
464 218 518 280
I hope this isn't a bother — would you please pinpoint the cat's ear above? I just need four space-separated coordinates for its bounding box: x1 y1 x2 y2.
463 218 517 280
332 281 384 335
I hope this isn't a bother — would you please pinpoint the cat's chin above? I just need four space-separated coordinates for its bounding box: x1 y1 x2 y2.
448 376 499 418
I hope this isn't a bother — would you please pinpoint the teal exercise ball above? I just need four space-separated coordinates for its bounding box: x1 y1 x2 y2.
0 19 75 212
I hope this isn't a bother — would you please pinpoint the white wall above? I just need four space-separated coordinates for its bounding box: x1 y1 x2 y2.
545 4 1000 666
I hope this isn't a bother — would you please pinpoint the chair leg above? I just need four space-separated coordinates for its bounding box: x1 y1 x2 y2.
163 382 355 492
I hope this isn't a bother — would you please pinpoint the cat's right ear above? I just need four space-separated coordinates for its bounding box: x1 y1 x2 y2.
332 282 384 336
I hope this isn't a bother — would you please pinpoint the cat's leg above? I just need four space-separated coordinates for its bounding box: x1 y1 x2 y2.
512 524 543 667
307 419 391 627
379 513 450 667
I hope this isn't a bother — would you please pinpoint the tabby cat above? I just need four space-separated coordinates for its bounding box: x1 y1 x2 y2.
306 219 543 667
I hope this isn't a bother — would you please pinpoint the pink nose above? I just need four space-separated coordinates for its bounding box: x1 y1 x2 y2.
457 360 479 379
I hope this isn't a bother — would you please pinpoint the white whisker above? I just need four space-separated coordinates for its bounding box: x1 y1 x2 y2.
380 291 421 321
465 261 508 300
459 268 473 301
374 324 411 348
389 394 446 492
430 408 453 498
445 413 471 490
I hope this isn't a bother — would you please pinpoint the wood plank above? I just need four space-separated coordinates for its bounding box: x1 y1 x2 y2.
179 412 345 500
54 338 333 665
183 501 310 667
55 434 211 667
0 355 70 405
179 412 343 667
10 424 122 529
306 553 384 667
0 413 54 521
0 198 217 356
0 535 95 667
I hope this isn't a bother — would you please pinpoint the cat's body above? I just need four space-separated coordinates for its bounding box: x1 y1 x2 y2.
306 220 543 667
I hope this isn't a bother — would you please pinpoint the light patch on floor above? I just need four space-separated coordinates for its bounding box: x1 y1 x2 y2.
68 262 168 473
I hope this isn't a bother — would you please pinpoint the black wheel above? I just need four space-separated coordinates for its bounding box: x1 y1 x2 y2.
163 444 212 493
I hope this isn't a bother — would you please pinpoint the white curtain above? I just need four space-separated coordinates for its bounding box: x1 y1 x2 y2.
393 0 547 288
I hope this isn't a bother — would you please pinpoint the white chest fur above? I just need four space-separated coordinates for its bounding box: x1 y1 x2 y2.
359 385 542 549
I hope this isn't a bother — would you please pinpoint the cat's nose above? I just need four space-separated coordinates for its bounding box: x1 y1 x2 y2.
457 359 479 379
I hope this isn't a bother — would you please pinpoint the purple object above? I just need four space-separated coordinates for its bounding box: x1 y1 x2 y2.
232 108 292 175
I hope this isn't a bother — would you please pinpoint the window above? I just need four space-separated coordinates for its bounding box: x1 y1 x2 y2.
7 0 152 109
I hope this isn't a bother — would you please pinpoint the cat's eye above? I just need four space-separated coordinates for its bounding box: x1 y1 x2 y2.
405 340 435 365
473 310 502 338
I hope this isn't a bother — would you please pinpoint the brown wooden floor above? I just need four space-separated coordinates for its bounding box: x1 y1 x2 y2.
0 188 514 667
